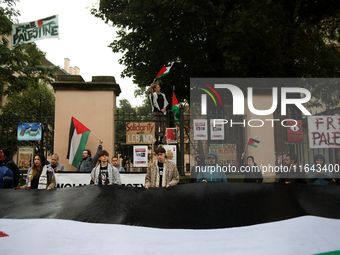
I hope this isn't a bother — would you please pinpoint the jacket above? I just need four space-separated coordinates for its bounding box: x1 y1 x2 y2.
49 162 66 172
197 151 227 182
90 163 121 185
116 164 125 172
308 153 333 185
149 92 169 115
145 159 179 188
76 145 101 172
22 165 56 189
239 157 263 183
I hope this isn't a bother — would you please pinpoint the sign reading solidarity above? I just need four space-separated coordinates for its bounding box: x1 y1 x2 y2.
126 122 155 144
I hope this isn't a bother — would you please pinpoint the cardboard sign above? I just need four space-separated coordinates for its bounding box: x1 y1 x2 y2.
126 122 155 144
308 115 340 148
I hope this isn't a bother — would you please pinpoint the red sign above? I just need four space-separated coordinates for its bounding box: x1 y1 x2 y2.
287 120 303 143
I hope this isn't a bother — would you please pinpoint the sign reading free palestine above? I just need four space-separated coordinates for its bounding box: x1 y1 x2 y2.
12 15 59 46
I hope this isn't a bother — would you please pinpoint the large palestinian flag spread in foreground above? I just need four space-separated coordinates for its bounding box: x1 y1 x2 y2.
67 117 91 167
1 216 340 254
1 183 340 254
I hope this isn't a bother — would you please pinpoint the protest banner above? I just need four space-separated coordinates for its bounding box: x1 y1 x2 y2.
12 15 59 46
308 115 340 148
209 144 237 165
126 122 155 144
194 119 208 140
287 120 303 143
133 146 148 167
55 172 146 188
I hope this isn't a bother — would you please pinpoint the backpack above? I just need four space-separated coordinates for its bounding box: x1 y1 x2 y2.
0 164 13 189
6 160 20 187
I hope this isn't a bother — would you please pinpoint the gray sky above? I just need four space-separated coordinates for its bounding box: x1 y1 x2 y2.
15 0 145 107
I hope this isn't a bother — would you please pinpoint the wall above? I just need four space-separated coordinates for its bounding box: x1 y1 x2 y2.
53 75 120 171
245 94 276 178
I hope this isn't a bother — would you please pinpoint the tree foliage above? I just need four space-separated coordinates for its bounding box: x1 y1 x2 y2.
1 83 55 116
0 0 58 100
92 0 340 107
0 0 19 35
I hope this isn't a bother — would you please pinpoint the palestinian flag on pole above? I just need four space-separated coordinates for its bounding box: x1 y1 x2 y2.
247 138 260 148
155 60 175 79
172 92 180 123
67 117 91 167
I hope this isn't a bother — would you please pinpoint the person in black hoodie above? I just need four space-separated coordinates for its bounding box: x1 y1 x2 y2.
308 153 333 185
240 153 263 183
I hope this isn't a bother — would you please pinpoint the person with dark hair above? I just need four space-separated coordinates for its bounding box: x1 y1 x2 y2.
240 153 263 183
190 154 205 182
76 139 102 172
90 150 121 185
149 81 169 145
0 148 20 187
197 151 227 183
278 153 306 184
145 146 179 188
111 156 125 172
19 154 55 190
308 153 333 185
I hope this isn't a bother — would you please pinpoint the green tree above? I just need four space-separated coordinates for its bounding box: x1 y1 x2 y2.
1 83 55 115
0 0 58 154
92 0 340 106
1 0 57 100
0 0 19 35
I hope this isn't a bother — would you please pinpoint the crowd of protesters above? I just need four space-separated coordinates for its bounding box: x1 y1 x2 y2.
0 80 338 189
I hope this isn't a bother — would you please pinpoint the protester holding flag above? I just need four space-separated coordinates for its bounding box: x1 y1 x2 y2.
90 150 121 186
240 153 263 183
19 154 55 190
67 117 103 172
149 81 169 145
76 140 102 173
